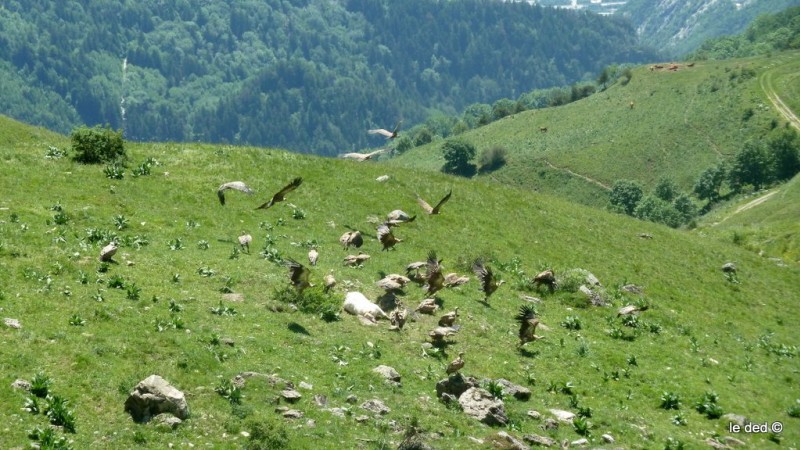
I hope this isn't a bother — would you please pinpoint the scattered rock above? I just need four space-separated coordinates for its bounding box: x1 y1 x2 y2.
722 413 749 427
621 284 644 295
325 407 347 418
299 381 313 390
637 233 653 239
346 394 358 404
522 434 556 447
705 438 728 449
601 433 615 443
722 436 746 447
493 379 531 401
376 175 390 182
440 393 458 404
458 387 508 426
99 242 118 262
305 419 316 428
231 375 246 389
124 375 189 423
355 415 370 423
541 418 558 431
373 365 401 385
220 337 235 347
223 293 245 302
436 373 479 400
313 394 327 407
722 262 737 273
467 437 484 445
4 318 21 329
548 409 575 423
281 389 302 403
11 379 31 391
571 438 589 446
152 414 183 431
526 410 541 420
361 399 390 415
282 409 304 419
490 431 530 450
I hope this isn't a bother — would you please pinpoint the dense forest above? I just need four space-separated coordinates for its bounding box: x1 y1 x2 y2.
619 0 800 57
0 0 659 155
688 6 800 60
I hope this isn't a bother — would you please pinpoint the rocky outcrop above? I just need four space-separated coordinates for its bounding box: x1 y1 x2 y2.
124 375 189 423
458 387 508 426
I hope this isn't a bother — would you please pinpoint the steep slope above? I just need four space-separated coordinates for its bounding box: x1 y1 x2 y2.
0 116 798 449
392 52 800 209
695 173 800 264
620 0 800 57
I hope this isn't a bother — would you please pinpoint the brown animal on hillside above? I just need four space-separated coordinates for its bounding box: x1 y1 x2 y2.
256 177 302 210
539 126 548 133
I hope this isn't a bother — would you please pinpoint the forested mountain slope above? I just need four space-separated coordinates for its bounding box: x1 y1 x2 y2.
0 0 657 155
620 0 800 57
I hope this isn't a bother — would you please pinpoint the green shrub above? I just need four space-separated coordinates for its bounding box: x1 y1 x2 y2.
245 417 289 450
478 146 508 173
71 125 125 164
660 391 681 410
30 372 52 398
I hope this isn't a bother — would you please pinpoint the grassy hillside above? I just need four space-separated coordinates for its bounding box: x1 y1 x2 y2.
392 51 800 209
694 173 800 264
1 116 798 449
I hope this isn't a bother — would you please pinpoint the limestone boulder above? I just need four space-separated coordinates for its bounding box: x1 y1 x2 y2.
124 375 189 423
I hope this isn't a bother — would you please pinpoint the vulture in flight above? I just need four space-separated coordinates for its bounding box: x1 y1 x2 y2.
416 190 452 215
377 223 402 251
340 148 388 162
217 181 254 206
368 121 402 139
256 177 302 210
424 250 445 295
472 258 504 302
516 304 542 346
284 258 313 293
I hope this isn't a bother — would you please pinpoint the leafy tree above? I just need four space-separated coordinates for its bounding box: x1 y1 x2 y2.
768 128 800 181
653 177 679 202
441 139 477 177
609 179 644 215
672 193 698 224
728 140 773 191
693 165 726 201
413 127 434 147
71 125 125 164
634 195 682 228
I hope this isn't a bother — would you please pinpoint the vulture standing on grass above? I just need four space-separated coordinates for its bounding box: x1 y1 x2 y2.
323 271 337 294
472 258 504 302
416 190 452 215
406 261 428 283
438 307 459 327
429 326 459 345
415 298 439 315
368 121 402 139
444 273 470 287
516 305 542 346
343 252 371 266
238 233 252 253
284 258 313 293
256 177 302 210
377 223 402 251
217 181 254 205
339 231 364 249
389 303 408 331
446 351 465 375
340 148 388 161
376 274 411 292
424 250 445 295
308 248 319 266
533 269 556 292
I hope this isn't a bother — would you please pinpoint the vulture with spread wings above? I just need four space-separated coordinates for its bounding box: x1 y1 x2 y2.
368 121 402 139
256 177 302 210
417 190 452 215
339 148 388 162
217 181 254 205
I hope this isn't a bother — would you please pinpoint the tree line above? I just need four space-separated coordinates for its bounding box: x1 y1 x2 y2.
0 0 658 155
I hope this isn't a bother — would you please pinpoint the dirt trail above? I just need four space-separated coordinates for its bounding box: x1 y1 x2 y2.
543 160 611 191
760 62 800 131
713 190 777 225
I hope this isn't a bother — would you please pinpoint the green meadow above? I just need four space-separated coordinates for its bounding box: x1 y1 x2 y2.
0 113 798 449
